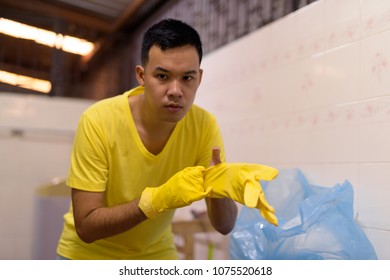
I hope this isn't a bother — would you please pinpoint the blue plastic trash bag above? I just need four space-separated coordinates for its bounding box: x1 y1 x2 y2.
229 169 378 260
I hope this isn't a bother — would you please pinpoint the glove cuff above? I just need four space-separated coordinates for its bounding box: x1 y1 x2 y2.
138 188 158 218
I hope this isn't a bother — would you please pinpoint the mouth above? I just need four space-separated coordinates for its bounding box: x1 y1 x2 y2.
166 103 183 113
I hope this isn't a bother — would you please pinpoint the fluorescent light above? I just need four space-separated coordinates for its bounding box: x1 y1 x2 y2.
0 70 52 94
0 18 94 56
61 35 94 56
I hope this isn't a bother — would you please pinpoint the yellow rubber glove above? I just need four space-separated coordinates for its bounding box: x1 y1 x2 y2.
204 163 279 226
139 166 210 218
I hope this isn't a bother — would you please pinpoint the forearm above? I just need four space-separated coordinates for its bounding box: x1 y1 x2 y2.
75 198 147 243
206 197 237 235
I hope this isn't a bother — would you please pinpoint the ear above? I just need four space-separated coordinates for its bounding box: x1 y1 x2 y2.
198 68 203 85
135 65 145 86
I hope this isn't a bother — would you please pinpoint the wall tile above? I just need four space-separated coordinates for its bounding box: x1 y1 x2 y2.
359 122 390 163
293 125 359 164
358 163 390 230
268 12 298 66
294 54 325 111
268 63 297 115
361 31 390 99
323 42 360 106
362 227 390 259
324 0 361 49
361 0 390 38
294 0 325 59
298 163 359 189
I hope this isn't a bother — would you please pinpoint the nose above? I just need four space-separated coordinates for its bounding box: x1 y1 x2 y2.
167 79 183 98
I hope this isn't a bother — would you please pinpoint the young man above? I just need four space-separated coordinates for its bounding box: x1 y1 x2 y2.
56 18 239 260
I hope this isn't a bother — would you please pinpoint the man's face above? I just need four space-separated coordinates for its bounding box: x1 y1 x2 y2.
136 45 203 123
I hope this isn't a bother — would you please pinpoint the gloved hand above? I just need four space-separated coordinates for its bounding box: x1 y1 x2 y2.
204 163 279 226
139 166 210 218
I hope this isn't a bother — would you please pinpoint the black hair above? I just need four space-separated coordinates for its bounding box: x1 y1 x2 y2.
141 18 203 65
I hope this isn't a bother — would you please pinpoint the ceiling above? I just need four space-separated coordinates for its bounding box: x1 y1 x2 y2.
0 0 167 90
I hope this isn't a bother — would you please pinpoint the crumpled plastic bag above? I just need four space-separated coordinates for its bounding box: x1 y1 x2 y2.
229 169 378 260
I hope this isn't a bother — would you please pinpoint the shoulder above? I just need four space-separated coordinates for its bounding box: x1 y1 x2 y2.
187 104 216 122
85 86 142 115
81 90 131 123
182 105 219 135
86 94 123 113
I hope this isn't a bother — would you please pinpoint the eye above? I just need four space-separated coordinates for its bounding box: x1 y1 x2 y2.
156 73 168 80
183 76 194 81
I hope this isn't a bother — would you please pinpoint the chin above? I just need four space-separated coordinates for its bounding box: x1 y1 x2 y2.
166 115 184 123
164 109 188 123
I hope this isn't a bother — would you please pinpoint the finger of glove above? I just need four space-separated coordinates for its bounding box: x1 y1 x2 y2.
258 190 275 213
181 166 206 191
184 165 206 180
247 164 278 181
189 165 206 173
260 207 279 226
180 177 208 204
243 181 261 208
184 166 208 200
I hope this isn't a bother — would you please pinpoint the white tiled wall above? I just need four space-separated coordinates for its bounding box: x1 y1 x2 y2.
0 93 94 259
196 0 390 259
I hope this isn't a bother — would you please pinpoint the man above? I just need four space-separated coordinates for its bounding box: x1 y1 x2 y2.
56 18 239 260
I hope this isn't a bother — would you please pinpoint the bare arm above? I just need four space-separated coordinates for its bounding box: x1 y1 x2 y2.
205 147 238 235
206 197 237 235
72 188 147 243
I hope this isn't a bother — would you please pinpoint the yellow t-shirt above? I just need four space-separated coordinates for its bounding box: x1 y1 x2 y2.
56 86 225 259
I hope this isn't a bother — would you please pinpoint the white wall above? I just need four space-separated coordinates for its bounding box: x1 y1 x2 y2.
196 0 390 259
0 93 94 259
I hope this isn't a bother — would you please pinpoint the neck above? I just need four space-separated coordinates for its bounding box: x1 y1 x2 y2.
129 94 176 155
131 94 176 134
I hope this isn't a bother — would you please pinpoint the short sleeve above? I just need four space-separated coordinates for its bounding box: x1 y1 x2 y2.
66 112 108 192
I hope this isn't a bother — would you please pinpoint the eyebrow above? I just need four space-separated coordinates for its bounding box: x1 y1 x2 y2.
154 67 197 75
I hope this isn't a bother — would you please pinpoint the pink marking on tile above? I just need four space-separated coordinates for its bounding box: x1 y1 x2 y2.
366 17 375 32
371 52 389 83
311 115 319 126
346 109 354 121
346 25 356 39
